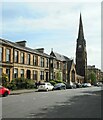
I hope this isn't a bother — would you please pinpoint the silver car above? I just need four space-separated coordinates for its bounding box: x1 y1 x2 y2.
38 82 54 91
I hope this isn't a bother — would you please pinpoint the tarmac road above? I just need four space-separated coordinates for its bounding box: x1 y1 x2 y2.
38 90 101 118
1 86 102 119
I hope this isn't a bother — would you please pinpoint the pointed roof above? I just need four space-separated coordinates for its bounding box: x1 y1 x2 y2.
78 13 84 39
50 51 71 61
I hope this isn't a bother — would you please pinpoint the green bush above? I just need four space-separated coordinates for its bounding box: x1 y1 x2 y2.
7 82 17 90
25 79 34 89
50 80 63 86
50 80 56 86
0 73 9 87
6 77 35 90
55 80 62 83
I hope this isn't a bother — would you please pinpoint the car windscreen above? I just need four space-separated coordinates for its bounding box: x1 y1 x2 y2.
39 83 45 85
54 83 62 87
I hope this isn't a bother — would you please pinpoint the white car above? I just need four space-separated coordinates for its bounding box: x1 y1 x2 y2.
38 82 54 91
86 83 91 87
82 83 91 87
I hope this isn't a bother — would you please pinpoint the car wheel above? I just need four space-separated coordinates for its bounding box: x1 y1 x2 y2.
3 91 8 97
64 87 66 90
52 88 54 91
59 87 62 90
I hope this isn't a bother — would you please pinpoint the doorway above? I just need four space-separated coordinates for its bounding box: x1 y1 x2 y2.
46 72 48 82
27 70 31 79
71 69 75 82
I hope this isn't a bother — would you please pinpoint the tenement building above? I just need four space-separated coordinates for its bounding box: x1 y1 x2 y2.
76 13 87 83
87 65 103 82
50 50 77 83
0 37 77 83
0 39 50 82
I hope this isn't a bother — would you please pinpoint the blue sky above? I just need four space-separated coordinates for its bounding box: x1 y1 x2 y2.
1 1 101 70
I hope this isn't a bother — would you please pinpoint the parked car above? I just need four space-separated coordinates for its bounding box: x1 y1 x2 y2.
0 85 10 97
53 83 66 90
82 83 91 87
75 83 82 88
94 82 103 87
38 82 54 91
86 83 91 87
65 82 76 89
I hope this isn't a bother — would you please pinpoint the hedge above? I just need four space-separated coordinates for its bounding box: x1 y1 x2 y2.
2 77 35 90
50 80 63 86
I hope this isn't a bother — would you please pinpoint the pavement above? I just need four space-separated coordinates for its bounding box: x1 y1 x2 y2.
10 88 37 95
9 86 102 95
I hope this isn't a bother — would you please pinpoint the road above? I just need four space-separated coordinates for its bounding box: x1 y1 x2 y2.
1 86 102 119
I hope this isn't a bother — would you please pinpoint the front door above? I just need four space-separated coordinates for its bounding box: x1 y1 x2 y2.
46 72 48 82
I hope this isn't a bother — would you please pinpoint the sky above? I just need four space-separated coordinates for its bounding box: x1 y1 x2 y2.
0 0 102 70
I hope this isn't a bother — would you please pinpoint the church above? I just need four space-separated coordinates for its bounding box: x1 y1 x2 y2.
49 13 87 83
75 13 87 83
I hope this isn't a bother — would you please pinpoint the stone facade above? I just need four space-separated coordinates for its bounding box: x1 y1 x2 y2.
0 39 78 83
87 65 103 82
0 39 49 82
49 51 77 83
76 14 87 83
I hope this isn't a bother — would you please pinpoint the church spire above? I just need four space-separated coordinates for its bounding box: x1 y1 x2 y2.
78 13 84 39
76 13 87 83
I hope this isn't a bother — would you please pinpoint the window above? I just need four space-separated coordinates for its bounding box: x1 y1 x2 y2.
20 52 24 64
6 68 10 81
50 72 53 80
54 72 55 79
57 62 59 69
54 62 56 68
0 47 2 62
33 71 38 80
14 51 18 63
27 54 30 65
14 68 18 78
46 58 49 68
0 68 2 76
50 59 53 68
33 55 38 66
6 49 10 62
20 69 24 77
60 63 62 69
63 63 67 69
40 57 44 67
59 62 61 69
40 71 44 80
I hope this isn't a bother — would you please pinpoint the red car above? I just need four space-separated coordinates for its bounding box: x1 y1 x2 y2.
0 85 10 97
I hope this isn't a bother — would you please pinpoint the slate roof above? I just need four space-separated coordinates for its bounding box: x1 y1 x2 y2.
50 51 71 62
0 38 50 58
50 51 75 73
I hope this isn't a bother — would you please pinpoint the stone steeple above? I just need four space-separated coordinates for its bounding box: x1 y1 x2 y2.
76 13 87 83
78 13 84 40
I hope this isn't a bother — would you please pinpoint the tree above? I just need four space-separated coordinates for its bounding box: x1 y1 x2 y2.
56 70 62 81
87 71 96 84
0 73 9 87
